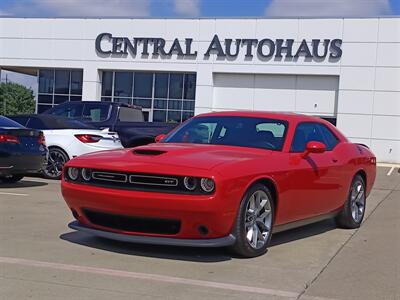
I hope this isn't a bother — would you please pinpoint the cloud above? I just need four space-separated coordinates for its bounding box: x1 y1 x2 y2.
265 0 392 17
6 0 150 17
173 0 200 17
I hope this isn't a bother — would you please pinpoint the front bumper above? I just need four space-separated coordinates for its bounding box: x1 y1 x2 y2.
69 221 236 247
62 181 238 240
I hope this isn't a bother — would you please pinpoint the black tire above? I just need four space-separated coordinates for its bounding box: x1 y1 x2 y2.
0 175 24 183
230 183 275 258
42 147 69 180
336 174 366 229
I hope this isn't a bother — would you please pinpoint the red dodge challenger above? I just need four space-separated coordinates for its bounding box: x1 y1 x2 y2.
62 111 376 257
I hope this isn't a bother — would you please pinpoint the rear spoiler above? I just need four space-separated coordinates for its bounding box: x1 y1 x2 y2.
356 143 370 149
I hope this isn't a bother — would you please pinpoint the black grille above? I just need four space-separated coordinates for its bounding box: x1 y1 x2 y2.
83 209 181 235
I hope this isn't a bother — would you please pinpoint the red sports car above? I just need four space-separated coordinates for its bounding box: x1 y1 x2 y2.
62 112 376 257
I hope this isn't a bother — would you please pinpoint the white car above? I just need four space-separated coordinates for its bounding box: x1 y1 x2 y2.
8 115 122 179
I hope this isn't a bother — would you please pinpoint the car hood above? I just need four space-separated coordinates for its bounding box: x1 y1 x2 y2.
71 143 270 171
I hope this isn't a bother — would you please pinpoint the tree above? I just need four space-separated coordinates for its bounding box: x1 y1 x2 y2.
0 82 36 115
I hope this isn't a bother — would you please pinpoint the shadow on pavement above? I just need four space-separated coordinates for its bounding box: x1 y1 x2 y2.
270 218 337 247
60 231 232 262
60 218 337 262
0 179 48 189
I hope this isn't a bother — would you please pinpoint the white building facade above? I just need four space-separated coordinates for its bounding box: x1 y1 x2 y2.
0 17 399 163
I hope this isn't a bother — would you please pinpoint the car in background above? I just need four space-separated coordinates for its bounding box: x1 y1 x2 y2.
62 111 376 257
0 116 48 183
9 114 122 180
42 101 178 148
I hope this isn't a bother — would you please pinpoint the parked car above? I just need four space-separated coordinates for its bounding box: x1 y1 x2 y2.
0 116 48 183
42 101 178 147
8 114 122 180
61 111 376 257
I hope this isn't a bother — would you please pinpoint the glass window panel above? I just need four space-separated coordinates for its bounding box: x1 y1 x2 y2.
83 103 110 122
154 99 167 109
38 69 54 94
184 73 196 100
101 97 112 102
54 95 69 104
183 100 195 111
55 70 70 94
102 71 113 96
38 94 53 104
114 98 131 104
114 72 133 97
133 99 152 108
70 95 82 102
168 100 182 110
134 72 153 98
167 110 181 123
169 73 183 99
153 110 167 122
154 73 168 98
37 104 52 114
70 70 83 95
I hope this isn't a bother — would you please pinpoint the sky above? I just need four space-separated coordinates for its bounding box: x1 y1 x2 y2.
0 0 399 18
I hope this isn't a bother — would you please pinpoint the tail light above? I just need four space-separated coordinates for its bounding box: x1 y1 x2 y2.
75 134 102 143
0 135 20 144
38 133 46 146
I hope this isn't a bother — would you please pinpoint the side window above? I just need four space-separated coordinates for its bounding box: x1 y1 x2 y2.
83 104 110 122
26 118 45 129
318 124 339 151
118 107 144 122
291 122 325 152
49 103 83 119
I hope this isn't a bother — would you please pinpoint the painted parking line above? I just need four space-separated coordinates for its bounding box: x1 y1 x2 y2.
387 167 395 176
0 191 29 197
0 256 337 300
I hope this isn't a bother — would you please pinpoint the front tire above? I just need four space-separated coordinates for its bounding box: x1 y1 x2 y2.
43 147 69 180
0 175 24 183
336 174 366 229
230 183 274 258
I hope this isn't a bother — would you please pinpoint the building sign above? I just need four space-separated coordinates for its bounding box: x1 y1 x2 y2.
95 33 342 59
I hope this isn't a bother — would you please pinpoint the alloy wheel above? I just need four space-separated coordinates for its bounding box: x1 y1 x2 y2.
350 180 365 223
245 190 273 249
44 149 68 179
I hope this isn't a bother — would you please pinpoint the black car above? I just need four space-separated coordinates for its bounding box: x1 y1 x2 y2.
0 116 48 183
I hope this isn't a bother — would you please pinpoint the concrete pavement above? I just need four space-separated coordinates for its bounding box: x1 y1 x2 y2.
0 167 399 300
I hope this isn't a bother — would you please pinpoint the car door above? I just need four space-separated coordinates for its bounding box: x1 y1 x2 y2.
285 122 341 220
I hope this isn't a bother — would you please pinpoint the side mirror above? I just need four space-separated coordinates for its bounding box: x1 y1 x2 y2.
302 141 326 158
155 134 166 143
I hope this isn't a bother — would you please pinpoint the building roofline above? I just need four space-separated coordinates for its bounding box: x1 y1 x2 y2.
0 15 399 20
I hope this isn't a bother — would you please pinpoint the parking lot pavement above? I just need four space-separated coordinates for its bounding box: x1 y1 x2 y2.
0 167 399 300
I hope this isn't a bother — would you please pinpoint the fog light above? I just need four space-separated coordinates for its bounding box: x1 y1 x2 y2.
81 168 92 181
67 167 79 181
200 178 215 193
183 176 197 191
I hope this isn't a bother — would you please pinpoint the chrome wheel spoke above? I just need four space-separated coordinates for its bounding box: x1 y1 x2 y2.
244 190 272 250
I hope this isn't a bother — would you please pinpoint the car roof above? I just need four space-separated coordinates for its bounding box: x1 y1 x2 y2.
196 111 324 123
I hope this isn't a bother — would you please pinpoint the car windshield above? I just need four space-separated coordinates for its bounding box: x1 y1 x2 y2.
0 116 25 128
163 116 288 151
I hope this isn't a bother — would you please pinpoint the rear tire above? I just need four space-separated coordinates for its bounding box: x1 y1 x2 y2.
42 147 69 180
0 175 24 183
336 174 366 229
230 183 274 258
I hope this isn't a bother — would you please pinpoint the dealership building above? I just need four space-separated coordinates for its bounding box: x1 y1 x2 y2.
0 17 399 163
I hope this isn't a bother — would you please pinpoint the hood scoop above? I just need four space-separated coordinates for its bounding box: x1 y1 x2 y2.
132 149 167 156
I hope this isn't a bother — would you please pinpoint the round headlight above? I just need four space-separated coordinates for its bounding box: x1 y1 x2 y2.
67 167 79 181
81 168 92 181
183 176 197 191
200 178 215 193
